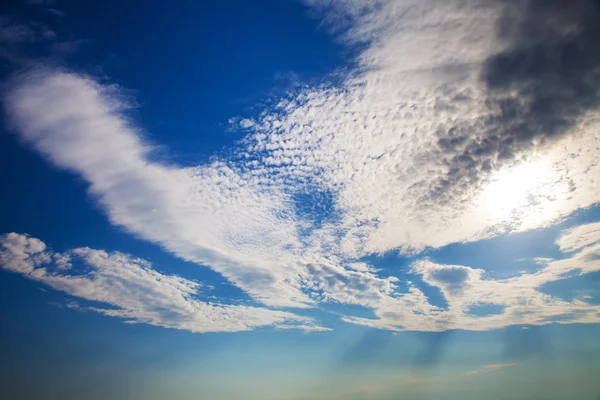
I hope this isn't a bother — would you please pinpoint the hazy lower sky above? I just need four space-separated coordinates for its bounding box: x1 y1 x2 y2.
1 1 600 399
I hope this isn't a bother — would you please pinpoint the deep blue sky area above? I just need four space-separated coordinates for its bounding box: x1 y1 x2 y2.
2 0 351 160
1 1 600 399
59 0 349 161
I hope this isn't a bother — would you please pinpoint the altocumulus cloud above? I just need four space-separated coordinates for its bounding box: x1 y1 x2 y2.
2 0 600 333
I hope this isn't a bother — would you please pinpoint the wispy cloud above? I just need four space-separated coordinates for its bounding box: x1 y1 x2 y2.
0 18 37 44
464 363 516 376
0 232 328 333
556 221 600 253
3 70 321 308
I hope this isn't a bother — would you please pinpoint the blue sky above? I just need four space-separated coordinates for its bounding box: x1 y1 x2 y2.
1 1 600 399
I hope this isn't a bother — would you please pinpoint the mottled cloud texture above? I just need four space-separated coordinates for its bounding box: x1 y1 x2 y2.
2 0 600 333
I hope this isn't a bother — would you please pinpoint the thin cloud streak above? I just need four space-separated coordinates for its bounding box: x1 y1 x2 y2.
464 363 516 376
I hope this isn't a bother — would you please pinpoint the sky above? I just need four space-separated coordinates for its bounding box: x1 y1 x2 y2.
1 0 600 399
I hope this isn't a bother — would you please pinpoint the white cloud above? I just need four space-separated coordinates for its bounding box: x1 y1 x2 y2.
3 0 600 333
4 70 315 308
556 221 600 253
241 0 600 255
344 238 600 332
239 118 256 129
0 233 328 333
464 363 516 376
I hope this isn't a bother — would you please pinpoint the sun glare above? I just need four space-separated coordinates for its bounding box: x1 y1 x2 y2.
481 158 556 221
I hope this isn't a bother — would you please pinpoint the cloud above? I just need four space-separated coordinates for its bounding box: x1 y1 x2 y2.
3 70 317 308
0 2 79 67
238 118 256 129
239 0 600 256
2 69 408 314
428 0 600 210
3 0 600 334
0 17 38 44
464 363 516 376
344 235 600 332
0 233 328 333
556 221 600 253
417 264 477 295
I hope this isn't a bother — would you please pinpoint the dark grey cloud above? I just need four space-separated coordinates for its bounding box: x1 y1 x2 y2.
484 0 600 139
424 0 600 209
